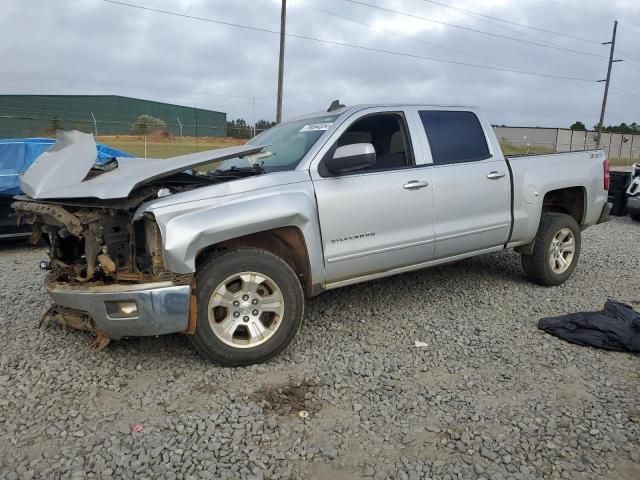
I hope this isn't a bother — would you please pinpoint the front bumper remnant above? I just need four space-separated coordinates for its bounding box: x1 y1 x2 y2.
45 275 191 340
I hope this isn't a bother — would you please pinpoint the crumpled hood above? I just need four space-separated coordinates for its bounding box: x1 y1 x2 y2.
134 169 312 220
20 130 264 200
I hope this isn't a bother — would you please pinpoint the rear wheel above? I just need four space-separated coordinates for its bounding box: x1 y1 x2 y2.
521 213 581 286
630 212 640 222
190 248 304 366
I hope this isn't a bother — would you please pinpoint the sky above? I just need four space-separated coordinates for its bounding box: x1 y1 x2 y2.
1 0 638 128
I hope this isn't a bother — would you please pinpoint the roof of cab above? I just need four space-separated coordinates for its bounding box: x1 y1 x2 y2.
287 103 478 122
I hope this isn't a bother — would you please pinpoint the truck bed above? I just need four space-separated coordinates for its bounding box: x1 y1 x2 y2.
505 148 603 159
504 149 608 248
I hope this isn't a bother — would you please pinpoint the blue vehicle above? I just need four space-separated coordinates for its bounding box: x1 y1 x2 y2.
0 137 131 239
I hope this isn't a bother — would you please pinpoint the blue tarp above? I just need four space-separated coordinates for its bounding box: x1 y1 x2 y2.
0 138 131 196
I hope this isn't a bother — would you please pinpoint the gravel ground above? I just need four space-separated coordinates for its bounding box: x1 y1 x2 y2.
1 217 639 480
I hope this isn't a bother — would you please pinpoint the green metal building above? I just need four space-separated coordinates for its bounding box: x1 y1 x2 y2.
0 95 226 137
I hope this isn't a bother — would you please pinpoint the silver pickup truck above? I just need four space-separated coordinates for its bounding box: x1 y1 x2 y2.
13 104 611 365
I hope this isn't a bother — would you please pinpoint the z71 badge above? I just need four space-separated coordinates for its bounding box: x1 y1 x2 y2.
330 232 376 243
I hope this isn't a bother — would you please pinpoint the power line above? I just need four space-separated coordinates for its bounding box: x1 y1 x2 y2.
428 10 559 48
409 0 565 47
295 1 509 69
101 0 598 83
617 48 640 63
296 0 579 76
342 0 608 59
548 1 640 37
620 24 640 39
299 0 633 111
297 1 616 110
619 61 640 74
610 86 640 101
617 51 640 69
416 0 603 45
102 0 284 35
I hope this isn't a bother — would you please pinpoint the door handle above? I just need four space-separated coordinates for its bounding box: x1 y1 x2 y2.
403 180 429 190
487 171 506 180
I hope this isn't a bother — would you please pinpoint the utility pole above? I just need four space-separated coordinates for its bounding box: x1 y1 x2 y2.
90 112 97 137
276 0 286 124
176 117 183 137
252 96 256 137
177 117 183 154
596 20 622 148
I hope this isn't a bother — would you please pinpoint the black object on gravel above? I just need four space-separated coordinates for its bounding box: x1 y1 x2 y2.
538 299 640 352
608 171 631 216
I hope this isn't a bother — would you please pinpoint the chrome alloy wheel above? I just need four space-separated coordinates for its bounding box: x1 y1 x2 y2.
548 228 576 274
207 272 284 348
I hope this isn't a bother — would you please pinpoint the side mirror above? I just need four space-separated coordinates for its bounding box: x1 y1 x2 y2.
325 143 376 175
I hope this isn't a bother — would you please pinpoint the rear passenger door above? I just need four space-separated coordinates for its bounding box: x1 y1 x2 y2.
417 110 511 258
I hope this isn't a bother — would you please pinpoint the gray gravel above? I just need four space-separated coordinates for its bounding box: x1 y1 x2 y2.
1 217 639 480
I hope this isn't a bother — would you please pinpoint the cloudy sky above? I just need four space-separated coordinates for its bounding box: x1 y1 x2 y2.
2 0 638 128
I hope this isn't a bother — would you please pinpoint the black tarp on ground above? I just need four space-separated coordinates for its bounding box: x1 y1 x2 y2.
538 300 640 353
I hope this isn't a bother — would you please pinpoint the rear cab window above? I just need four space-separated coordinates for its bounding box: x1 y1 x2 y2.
419 111 491 165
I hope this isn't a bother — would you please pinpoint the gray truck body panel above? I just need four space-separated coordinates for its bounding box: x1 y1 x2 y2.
135 171 326 288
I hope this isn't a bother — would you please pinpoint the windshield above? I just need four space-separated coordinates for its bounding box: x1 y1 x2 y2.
244 114 339 172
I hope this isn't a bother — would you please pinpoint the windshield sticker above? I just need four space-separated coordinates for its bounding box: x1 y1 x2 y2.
299 122 333 132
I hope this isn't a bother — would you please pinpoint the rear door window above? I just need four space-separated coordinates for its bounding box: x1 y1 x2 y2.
419 111 491 164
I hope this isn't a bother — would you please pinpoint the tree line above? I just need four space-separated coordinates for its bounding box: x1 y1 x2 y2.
570 121 640 134
226 118 277 139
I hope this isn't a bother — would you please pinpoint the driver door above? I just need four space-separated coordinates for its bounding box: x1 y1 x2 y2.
310 110 435 285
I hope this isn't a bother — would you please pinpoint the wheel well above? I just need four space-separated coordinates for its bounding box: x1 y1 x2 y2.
195 226 313 296
542 187 585 225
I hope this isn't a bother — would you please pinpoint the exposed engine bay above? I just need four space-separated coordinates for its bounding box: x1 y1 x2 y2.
11 130 267 289
13 166 265 285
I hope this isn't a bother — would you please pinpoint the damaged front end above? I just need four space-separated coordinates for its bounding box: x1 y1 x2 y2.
13 194 194 345
13 196 187 285
12 131 267 346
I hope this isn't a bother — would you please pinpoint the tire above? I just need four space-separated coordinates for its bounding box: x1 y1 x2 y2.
630 213 640 222
190 248 304 366
521 213 581 286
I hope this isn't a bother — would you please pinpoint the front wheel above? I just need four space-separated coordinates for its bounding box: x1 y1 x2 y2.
521 212 581 286
190 248 304 366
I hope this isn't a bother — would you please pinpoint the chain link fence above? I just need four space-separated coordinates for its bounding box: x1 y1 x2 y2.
0 111 268 159
2 109 639 164
495 126 640 166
